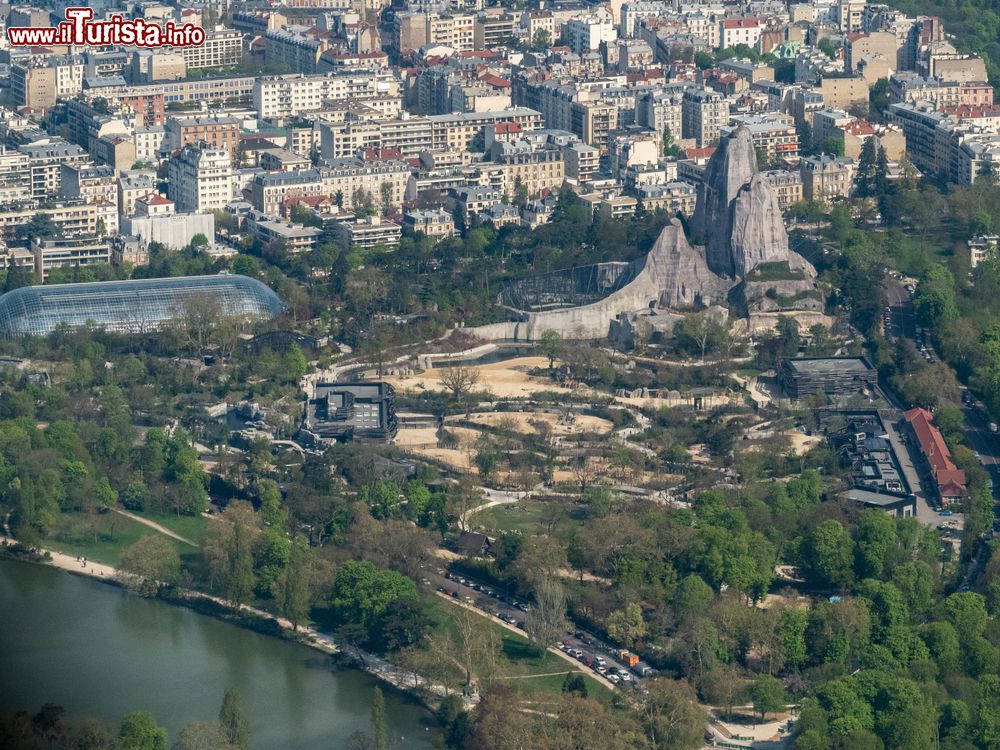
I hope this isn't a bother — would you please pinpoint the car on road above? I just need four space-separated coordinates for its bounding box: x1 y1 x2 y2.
939 510 954 516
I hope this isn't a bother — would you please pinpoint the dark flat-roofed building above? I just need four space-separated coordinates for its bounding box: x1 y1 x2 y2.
302 382 397 443
779 356 878 398
836 487 917 518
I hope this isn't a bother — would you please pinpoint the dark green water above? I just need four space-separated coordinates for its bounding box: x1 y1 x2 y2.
0 559 434 749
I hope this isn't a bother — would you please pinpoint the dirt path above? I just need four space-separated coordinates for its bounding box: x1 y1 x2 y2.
113 509 197 547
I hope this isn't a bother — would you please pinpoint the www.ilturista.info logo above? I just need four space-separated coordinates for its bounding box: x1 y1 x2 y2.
7 8 206 48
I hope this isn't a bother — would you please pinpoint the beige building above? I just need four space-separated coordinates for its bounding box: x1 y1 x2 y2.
59 164 118 206
18 139 90 200
131 50 186 83
427 109 544 152
762 169 804 209
334 216 402 249
0 148 32 204
800 154 856 203
167 142 234 213
31 237 112 280
817 76 870 110
166 115 241 158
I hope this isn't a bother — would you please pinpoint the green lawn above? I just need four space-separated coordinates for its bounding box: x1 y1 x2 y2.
141 511 210 546
45 512 196 567
472 500 583 537
422 593 614 702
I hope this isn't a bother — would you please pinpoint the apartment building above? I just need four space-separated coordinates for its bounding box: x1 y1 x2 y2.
250 170 326 216
166 115 241 156
253 72 402 119
0 201 118 244
321 160 410 214
402 208 456 238
59 164 118 207
131 49 186 83
334 216 402 249
474 13 517 49
719 19 762 50
682 88 730 147
836 0 867 33
564 9 616 54
11 58 85 111
427 109 544 152
800 154 856 202
634 181 698 215
18 140 90 200
31 237 112 280
265 27 334 74
393 12 476 54
564 141 601 182
727 114 799 159
761 169 804 209
167 142 234 213
179 29 245 70
637 89 686 144
118 172 159 217
0 148 32 205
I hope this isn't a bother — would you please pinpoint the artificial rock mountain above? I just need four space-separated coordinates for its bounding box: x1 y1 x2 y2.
472 127 822 341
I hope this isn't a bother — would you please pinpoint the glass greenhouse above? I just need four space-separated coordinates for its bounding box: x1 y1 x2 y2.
0 274 285 337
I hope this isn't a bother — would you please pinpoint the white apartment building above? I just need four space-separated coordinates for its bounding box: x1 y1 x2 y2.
178 29 244 70
0 148 32 204
253 72 402 119
718 18 762 50
167 142 234 213
563 8 616 54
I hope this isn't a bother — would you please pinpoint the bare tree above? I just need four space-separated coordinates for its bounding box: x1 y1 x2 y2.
523 577 569 654
439 365 480 410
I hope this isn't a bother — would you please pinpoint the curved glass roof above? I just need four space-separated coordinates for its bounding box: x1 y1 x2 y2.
0 274 284 337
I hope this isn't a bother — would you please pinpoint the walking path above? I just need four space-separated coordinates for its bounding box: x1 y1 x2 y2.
434 591 617 691
112 509 197 547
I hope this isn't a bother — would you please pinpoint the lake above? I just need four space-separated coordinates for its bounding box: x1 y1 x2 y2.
0 559 434 749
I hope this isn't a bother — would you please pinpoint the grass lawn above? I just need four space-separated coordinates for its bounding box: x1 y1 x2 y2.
472 500 583 537
141 511 211 546
44 512 196 567
422 593 614 703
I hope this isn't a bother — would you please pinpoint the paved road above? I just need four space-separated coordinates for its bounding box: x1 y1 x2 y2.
885 279 1000 533
428 566 644 692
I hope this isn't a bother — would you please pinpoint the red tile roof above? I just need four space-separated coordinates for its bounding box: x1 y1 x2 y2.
904 407 966 498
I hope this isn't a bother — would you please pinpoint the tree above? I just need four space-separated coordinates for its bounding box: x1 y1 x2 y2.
119 535 181 596
218 688 250 750
332 560 418 636
201 501 259 608
379 182 394 217
607 602 647 649
371 688 387 750
802 520 855 590
174 722 235 750
439 366 480 405
118 712 167 750
537 330 564 369
639 679 706 750
523 577 569 654
750 675 786 721
531 28 551 50
273 536 314 630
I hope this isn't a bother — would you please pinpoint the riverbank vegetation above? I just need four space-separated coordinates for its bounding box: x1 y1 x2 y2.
0 687 253 750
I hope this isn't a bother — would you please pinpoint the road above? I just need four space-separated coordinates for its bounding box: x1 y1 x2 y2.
427 566 644 692
885 279 1000 534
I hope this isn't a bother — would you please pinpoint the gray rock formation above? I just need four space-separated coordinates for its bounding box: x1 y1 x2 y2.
693 126 816 280
692 126 758 277
652 218 730 308
730 174 816 278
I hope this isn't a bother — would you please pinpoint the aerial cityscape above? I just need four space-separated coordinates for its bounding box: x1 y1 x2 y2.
1 0 1000 748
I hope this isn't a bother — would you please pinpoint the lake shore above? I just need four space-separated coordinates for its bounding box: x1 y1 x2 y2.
0 535 471 713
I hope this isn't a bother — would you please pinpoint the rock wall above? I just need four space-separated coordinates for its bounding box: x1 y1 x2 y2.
471 219 719 341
